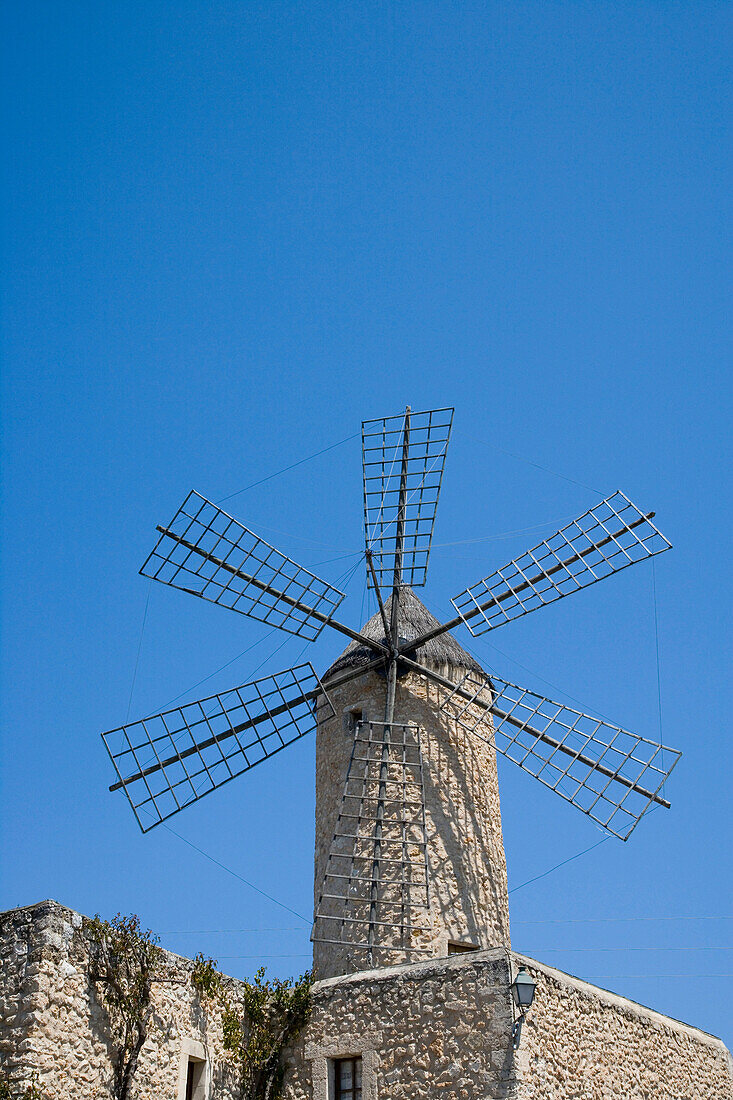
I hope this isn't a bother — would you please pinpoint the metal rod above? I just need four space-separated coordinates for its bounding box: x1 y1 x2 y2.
390 405 411 618
365 548 391 648
400 657 671 809
155 525 389 657
399 512 656 654
108 656 387 793
491 706 671 808
368 406 411 960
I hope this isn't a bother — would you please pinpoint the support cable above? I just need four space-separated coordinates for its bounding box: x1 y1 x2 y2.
652 558 665 786
160 822 311 923
472 437 604 496
162 915 733 933
216 433 359 504
509 836 611 895
125 581 152 720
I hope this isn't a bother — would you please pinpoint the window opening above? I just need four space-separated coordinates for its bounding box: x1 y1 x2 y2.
334 1055 362 1100
185 1057 205 1100
344 705 364 734
448 941 479 955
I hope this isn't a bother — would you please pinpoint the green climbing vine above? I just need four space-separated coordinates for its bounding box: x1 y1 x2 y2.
84 914 162 1100
190 957 313 1100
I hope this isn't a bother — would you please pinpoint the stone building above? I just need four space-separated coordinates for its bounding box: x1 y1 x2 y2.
2 899 731 1099
1 593 732 1098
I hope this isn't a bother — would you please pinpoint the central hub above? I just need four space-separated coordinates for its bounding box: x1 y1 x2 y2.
375 636 417 680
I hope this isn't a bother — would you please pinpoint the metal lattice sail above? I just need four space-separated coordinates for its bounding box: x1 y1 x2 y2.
103 663 334 832
102 404 682 962
362 407 453 589
313 720 430 960
435 671 681 840
140 491 348 640
450 492 671 637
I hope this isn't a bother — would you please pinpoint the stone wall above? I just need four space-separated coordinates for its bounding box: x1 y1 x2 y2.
283 949 732 1100
512 953 733 1100
0 899 242 1099
285 947 518 1100
313 666 510 980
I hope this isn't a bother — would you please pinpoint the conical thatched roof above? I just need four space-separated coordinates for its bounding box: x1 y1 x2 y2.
323 586 484 682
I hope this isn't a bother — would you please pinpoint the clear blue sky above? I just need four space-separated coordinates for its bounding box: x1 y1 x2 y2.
2 0 731 1046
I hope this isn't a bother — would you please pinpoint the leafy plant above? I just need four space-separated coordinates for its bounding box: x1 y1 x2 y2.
190 953 312 1100
20 1078 47 1100
84 913 162 1100
221 967 313 1100
191 953 223 1002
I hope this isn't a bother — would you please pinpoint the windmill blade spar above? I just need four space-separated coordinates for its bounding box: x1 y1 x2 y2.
403 658 681 841
103 663 334 832
485 676 680 840
451 491 671 637
141 491 386 654
399 492 671 653
362 407 453 589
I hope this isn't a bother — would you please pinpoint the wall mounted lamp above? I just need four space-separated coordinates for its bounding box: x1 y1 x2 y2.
510 965 537 1049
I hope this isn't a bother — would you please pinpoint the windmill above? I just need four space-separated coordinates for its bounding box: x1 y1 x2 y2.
102 406 681 975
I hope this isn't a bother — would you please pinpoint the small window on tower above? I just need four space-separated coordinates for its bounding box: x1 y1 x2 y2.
448 940 479 955
334 1055 362 1100
343 704 364 734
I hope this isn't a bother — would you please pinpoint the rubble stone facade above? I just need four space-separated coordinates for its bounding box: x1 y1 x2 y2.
0 900 241 1100
2 900 731 1100
287 949 733 1100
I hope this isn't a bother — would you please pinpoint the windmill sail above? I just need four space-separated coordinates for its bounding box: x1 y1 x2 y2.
451 492 671 637
439 671 681 841
141 491 346 640
313 720 431 959
362 407 453 589
103 663 333 832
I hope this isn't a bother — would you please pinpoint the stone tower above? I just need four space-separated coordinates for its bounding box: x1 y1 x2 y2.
313 587 510 980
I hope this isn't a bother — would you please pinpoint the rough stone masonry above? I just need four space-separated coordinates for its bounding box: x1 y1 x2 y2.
1 900 731 1099
313 589 511 980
